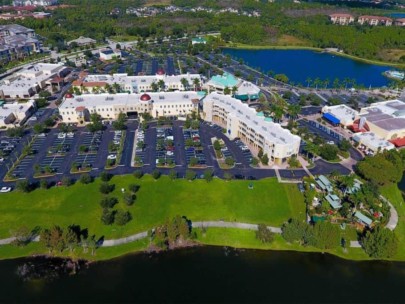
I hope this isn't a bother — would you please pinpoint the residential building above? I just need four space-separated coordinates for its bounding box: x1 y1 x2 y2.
329 13 355 25
0 24 40 63
325 193 342 209
395 18 405 26
67 36 96 47
205 73 261 101
315 175 333 192
0 63 68 99
354 211 372 227
191 37 207 45
203 93 300 164
321 104 359 127
72 71 201 94
99 48 121 61
0 100 35 127
59 91 201 123
358 15 393 26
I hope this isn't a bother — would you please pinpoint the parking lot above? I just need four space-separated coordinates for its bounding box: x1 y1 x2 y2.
183 128 207 166
156 127 175 166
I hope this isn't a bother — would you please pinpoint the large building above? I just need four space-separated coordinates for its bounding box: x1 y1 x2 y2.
0 24 40 63
72 71 202 94
12 0 58 6
67 36 96 47
206 73 261 101
203 93 300 164
321 104 359 127
59 91 201 123
329 13 355 25
0 63 68 99
99 48 121 61
0 100 35 127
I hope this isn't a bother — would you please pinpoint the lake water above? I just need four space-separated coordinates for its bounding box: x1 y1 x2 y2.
388 13 405 18
1 246 405 303
222 49 393 88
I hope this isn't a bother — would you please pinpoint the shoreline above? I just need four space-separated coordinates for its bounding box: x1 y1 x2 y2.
223 43 405 68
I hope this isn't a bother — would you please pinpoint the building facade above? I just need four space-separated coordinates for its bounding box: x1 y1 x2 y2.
59 92 201 123
358 15 393 26
0 100 35 127
203 93 300 164
329 13 355 25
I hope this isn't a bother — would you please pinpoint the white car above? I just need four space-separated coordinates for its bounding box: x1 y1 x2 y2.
67 132 74 138
28 116 37 121
107 154 117 160
58 133 66 139
0 187 12 193
327 141 335 145
0 158 4 162
38 133 47 138
166 151 174 156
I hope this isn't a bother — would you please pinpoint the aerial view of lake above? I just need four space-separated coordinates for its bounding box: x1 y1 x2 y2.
1 246 404 303
387 12 405 18
222 49 393 88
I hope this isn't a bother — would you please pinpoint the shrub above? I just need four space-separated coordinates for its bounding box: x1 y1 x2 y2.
152 169 161 180
101 208 115 225
79 173 92 184
99 197 118 208
115 210 132 226
256 224 274 243
362 227 398 259
99 182 115 194
40 179 48 189
123 193 135 206
225 157 235 166
133 170 143 179
61 177 72 187
100 171 112 182
128 184 140 193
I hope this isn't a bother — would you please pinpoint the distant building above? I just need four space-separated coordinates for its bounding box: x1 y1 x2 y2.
321 105 359 127
395 18 405 26
0 24 40 63
352 132 395 153
203 93 300 164
67 36 96 47
99 48 121 61
358 15 393 26
329 13 354 25
0 100 35 128
12 0 58 6
206 73 261 101
191 37 207 45
354 211 372 227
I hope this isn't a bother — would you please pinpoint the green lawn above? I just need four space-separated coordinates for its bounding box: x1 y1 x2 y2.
0 175 304 241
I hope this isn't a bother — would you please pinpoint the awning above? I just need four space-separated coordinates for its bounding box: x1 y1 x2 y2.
323 112 340 125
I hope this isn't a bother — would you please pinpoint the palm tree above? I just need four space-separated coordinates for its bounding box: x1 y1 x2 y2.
180 78 189 91
305 141 319 161
157 79 165 92
193 78 200 91
343 77 350 90
306 77 312 88
151 82 159 92
231 85 238 97
340 174 356 193
333 77 340 90
324 78 330 89
287 104 301 121
314 77 321 90
112 82 121 94
271 104 284 122
104 83 112 94
224 86 231 95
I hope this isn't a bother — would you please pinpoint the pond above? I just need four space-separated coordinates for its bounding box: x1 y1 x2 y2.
222 49 393 88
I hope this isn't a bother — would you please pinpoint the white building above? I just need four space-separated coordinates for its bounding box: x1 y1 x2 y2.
99 48 121 61
72 70 201 94
12 0 58 6
203 93 300 164
329 13 355 25
321 104 359 127
0 63 67 99
353 132 395 153
67 36 96 47
205 73 261 101
59 91 201 123
0 100 35 128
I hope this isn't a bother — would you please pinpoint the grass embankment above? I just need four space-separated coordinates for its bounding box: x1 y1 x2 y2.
225 42 405 68
0 175 303 260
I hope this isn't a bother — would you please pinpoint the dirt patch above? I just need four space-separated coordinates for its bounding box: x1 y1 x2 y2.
377 49 405 63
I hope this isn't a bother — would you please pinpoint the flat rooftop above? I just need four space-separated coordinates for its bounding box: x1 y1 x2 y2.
322 104 358 124
353 132 395 151
360 100 405 131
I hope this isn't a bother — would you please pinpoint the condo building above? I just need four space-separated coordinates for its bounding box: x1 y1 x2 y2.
203 93 300 164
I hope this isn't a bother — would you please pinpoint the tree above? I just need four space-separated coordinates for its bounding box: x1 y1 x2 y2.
61 176 72 187
133 170 143 179
258 148 263 159
311 222 340 250
101 208 115 225
6 126 24 138
33 123 45 134
152 169 161 180
16 180 30 193
99 182 114 194
362 227 398 259
40 179 48 189
100 196 118 208
225 157 235 166
44 117 55 128
319 144 339 161
185 170 196 181
128 184 140 193
40 228 52 253
49 225 65 253
274 74 289 83
339 139 351 152
180 77 189 90
87 113 103 132
64 226 79 253
281 219 309 244
157 79 166 91
112 112 126 130
224 172 233 181
123 193 135 206
189 157 198 167
256 224 274 243
100 171 112 182
261 154 269 165
115 210 132 226
203 169 213 182
224 86 231 95
79 173 92 184
169 169 177 180
10 226 32 247
213 140 221 151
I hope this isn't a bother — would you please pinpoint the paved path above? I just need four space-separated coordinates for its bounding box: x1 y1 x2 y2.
193 221 282 233
102 231 148 247
380 195 399 231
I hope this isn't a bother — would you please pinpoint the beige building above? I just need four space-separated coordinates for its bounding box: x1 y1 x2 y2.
59 91 201 123
203 93 300 164
329 13 355 25
0 100 35 127
358 15 393 26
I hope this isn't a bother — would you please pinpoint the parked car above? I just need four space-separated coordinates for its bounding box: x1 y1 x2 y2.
0 187 12 193
58 133 66 139
107 154 117 160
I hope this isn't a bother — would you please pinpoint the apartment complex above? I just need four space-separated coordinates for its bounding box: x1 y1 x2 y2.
203 93 300 164
12 0 58 6
205 73 261 101
329 13 355 25
0 63 68 99
0 24 40 63
59 92 201 123
72 71 202 94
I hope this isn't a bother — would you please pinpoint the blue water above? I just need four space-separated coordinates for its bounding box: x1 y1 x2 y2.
222 49 393 88
388 12 405 18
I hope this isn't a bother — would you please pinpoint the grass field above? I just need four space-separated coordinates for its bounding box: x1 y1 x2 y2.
0 175 304 241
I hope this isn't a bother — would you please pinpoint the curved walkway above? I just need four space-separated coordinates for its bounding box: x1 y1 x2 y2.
380 195 399 231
